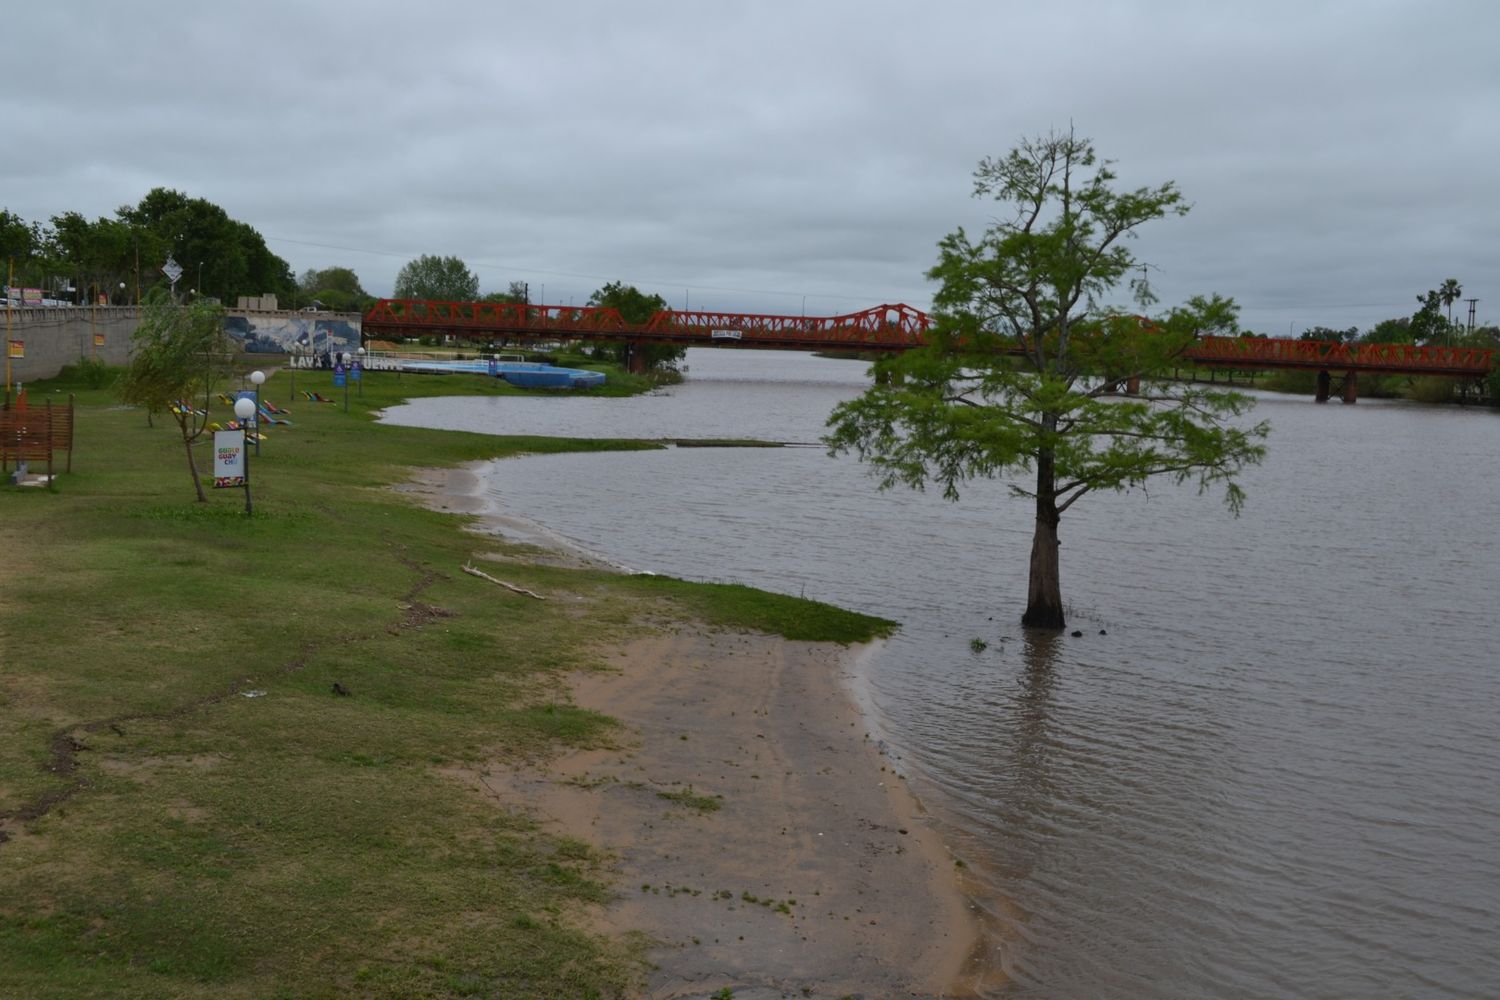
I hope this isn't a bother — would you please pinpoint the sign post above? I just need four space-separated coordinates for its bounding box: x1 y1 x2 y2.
161 256 184 302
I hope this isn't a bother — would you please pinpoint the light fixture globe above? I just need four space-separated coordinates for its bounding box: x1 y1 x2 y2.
249 370 266 386
233 397 257 420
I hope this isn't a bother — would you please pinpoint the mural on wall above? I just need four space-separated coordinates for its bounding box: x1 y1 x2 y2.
223 313 361 361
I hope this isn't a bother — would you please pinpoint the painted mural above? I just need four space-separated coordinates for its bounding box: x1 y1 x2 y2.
223 312 361 361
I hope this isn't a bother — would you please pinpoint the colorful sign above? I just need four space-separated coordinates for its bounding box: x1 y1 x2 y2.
93 332 106 347
350 361 362 382
213 430 246 488
333 363 346 388
487 358 498 376
7 340 22 359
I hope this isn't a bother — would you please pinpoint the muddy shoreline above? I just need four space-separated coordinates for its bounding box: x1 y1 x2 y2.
406 462 998 998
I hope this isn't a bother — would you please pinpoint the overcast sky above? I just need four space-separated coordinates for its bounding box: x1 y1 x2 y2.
3 1 1495 333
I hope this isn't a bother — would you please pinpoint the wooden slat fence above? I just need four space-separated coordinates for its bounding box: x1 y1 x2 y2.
1 395 75 478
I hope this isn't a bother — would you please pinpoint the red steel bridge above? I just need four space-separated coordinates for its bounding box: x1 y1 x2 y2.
363 298 1494 402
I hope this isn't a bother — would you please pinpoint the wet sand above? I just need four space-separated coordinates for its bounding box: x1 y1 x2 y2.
412 464 991 998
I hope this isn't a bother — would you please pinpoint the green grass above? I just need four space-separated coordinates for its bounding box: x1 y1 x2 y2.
0 361 892 998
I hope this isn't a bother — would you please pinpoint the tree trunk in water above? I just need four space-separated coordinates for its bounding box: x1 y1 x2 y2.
1021 446 1065 629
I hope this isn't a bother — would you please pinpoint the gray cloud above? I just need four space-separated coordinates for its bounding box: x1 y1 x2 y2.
3 0 1495 331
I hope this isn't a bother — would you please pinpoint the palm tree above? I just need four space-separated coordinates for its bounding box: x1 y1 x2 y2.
1439 278 1463 326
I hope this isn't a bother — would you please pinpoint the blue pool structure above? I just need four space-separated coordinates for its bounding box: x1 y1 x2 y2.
386 357 606 389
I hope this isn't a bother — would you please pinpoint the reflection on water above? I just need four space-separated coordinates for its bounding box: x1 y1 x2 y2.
383 349 1500 999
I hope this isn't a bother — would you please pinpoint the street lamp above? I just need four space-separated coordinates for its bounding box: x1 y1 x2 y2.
341 352 352 412
356 346 366 397
233 396 257 515
249 370 266 456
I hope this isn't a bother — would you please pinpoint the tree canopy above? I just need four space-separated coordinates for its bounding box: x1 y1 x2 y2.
826 131 1269 628
1 190 294 305
479 280 531 305
587 280 683 371
393 255 479 301
298 266 371 312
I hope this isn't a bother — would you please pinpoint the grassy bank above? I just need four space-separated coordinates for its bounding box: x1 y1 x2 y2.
0 364 893 998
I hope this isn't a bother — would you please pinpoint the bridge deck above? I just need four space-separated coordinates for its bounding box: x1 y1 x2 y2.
362 299 1494 377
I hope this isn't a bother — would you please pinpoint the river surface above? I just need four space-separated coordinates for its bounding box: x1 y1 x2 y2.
384 350 1500 999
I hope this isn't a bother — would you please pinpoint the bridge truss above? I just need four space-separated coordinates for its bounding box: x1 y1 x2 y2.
362 298 1493 379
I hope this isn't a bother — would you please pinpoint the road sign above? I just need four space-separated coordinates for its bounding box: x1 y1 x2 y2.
161 257 183 283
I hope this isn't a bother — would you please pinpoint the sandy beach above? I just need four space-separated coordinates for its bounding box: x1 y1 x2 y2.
412 463 991 998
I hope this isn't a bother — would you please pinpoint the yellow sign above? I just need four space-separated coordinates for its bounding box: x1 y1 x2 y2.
7 340 22 359
93 332 106 347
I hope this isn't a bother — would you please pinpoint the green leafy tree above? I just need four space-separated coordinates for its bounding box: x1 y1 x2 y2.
48 211 135 303
0 209 58 291
116 189 293 304
393 255 480 301
825 131 1269 629
116 288 233 502
1363 317 1414 344
298 266 371 312
1410 289 1450 345
480 280 531 304
587 280 682 370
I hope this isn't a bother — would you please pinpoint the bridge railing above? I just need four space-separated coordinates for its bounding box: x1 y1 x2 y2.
366 299 932 348
363 300 1493 375
1189 336 1493 375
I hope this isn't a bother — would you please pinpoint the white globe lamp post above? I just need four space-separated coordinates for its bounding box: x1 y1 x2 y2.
232 396 257 515
249 370 266 456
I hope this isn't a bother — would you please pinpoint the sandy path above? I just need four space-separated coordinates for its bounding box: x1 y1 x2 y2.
414 465 992 998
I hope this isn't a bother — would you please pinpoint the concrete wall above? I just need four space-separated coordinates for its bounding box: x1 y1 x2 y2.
3 306 140 383
2 306 363 384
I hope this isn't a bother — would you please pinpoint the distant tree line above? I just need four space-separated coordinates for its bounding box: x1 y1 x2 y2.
1277 278 1497 349
1 189 295 306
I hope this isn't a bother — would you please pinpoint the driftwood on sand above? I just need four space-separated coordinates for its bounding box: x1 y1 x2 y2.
461 562 546 600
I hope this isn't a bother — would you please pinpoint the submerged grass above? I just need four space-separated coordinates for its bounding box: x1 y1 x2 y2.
0 363 891 998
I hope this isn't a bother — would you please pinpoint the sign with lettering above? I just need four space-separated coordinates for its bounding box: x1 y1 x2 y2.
213 430 245 488
333 363 346 388
7 340 22 359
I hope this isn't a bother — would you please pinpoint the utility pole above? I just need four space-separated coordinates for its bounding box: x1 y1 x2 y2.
1464 298 1479 335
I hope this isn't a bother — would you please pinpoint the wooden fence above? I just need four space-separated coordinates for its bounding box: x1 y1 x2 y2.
1 395 75 479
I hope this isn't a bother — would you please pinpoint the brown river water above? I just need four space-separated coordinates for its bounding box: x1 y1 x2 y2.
384 349 1500 999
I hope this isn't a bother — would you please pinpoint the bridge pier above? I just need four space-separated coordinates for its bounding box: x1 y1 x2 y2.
622 343 648 375
1125 375 1141 396
1315 369 1359 404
